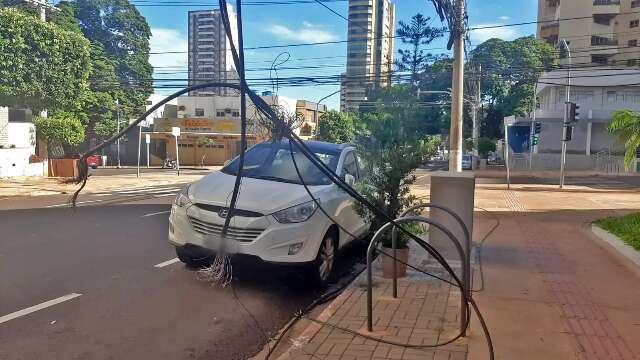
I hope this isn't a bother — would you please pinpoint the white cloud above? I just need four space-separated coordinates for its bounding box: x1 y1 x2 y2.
469 24 520 44
499 16 510 21
149 28 188 71
264 22 338 43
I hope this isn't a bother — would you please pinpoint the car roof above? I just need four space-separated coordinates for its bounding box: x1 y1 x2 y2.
267 139 352 153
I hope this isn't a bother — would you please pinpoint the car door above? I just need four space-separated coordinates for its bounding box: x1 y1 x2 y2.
335 150 367 246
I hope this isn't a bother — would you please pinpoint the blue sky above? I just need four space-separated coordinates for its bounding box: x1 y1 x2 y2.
143 0 539 109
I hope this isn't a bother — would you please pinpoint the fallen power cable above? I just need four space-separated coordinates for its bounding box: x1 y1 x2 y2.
70 0 495 357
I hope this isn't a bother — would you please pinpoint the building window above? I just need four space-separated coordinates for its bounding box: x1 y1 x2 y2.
216 111 225 117
629 39 638 47
591 54 609 64
628 59 638 66
631 19 639 28
231 111 240 117
195 108 205 117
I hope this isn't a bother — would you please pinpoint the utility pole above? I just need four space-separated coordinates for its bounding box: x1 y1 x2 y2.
23 0 58 21
116 100 121 169
449 0 465 172
559 39 571 189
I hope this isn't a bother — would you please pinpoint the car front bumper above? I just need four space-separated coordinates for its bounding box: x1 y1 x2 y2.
168 204 327 263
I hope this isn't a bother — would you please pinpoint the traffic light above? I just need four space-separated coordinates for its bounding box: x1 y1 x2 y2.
534 122 542 134
569 102 580 123
532 135 540 145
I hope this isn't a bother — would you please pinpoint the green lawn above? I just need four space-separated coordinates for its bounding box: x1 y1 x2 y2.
595 213 640 250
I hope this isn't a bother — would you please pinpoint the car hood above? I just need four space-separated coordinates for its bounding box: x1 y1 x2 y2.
189 171 328 215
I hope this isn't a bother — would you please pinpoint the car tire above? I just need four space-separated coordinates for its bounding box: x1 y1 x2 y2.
175 245 212 268
310 231 337 287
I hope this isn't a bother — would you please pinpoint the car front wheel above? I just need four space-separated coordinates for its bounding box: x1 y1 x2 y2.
310 232 337 287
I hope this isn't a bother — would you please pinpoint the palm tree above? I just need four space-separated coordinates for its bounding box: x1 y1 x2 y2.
608 109 640 170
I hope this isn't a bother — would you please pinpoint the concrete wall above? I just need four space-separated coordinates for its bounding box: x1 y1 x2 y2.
0 148 45 177
0 107 8 146
8 122 36 149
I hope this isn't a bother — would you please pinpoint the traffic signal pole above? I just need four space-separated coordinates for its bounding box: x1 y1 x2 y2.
559 39 571 189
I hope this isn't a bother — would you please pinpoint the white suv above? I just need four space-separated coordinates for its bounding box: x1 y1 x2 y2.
168 140 368 284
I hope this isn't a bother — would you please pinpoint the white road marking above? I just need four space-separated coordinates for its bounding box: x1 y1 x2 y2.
0 293 82 325
141 210 171 218
154 258 180 268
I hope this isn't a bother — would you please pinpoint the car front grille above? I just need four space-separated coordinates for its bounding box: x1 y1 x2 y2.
193 203 264 218
188 216 265 243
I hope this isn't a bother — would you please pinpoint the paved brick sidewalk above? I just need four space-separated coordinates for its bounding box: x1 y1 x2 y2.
268 252 468 360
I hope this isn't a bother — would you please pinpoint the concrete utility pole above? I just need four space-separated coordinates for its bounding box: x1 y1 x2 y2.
559 39 571 189
449 0 466 172
23 0 58 21
116 100 121 169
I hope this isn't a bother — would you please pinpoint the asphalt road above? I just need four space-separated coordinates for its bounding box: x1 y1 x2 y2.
0 189 366 360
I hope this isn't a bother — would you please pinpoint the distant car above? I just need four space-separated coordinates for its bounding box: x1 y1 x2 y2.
168 140 369 285
462 154 473 170
85 155 102 169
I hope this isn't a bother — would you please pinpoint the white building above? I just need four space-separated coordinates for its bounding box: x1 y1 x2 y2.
505 67 640 171
147 94 299 166
0 107 46 177
187 6 239 96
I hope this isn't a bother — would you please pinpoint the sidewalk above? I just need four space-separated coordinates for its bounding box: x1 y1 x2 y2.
263 180 640 360
0 169 212 198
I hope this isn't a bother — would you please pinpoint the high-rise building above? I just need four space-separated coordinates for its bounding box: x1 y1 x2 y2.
537 0 640 66
340 0 395 112
188 6 239 96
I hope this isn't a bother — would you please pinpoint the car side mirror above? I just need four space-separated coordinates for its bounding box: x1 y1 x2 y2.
344 173 356 187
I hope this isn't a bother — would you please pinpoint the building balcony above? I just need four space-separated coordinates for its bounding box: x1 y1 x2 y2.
592 0 620 14
591 35 618 46
632 0 640 8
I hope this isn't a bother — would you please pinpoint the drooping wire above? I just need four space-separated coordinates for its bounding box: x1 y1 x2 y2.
269 52 291 96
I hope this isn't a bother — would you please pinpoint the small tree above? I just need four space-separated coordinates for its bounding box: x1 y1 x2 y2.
355 86 439 237
316 111 356 144
34 114 85 157
478 138 496 158
608 110 640 170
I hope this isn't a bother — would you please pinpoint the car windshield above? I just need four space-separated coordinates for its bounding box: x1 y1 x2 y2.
221 142 340 186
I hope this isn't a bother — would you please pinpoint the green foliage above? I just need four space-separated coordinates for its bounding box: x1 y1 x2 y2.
608 110 640 170
49 0 148 143
355 85 439 232
380 222 427 249
478 137 496 157
395 13 446 83
470 36 558 138
0 8 91 111
596 213 640 251
316 111 356 144
34 114 85 146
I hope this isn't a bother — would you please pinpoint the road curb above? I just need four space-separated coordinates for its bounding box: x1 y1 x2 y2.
590 224 640 278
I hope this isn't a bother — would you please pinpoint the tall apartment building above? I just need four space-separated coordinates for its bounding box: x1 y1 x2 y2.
537 0 640 66
340 0 395 112
188 6 239 96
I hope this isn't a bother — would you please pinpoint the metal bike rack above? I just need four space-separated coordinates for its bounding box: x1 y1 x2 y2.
366 216 468 334
390 203 471 300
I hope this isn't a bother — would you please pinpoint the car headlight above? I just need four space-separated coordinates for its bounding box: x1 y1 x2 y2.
272 201 318 223
174 184 193 207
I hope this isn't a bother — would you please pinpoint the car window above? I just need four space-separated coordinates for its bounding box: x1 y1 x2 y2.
342 151 359 180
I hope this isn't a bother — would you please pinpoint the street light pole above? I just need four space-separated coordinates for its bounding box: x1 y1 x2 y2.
559 39 571 189
449 0 466 173
315 90 341 139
